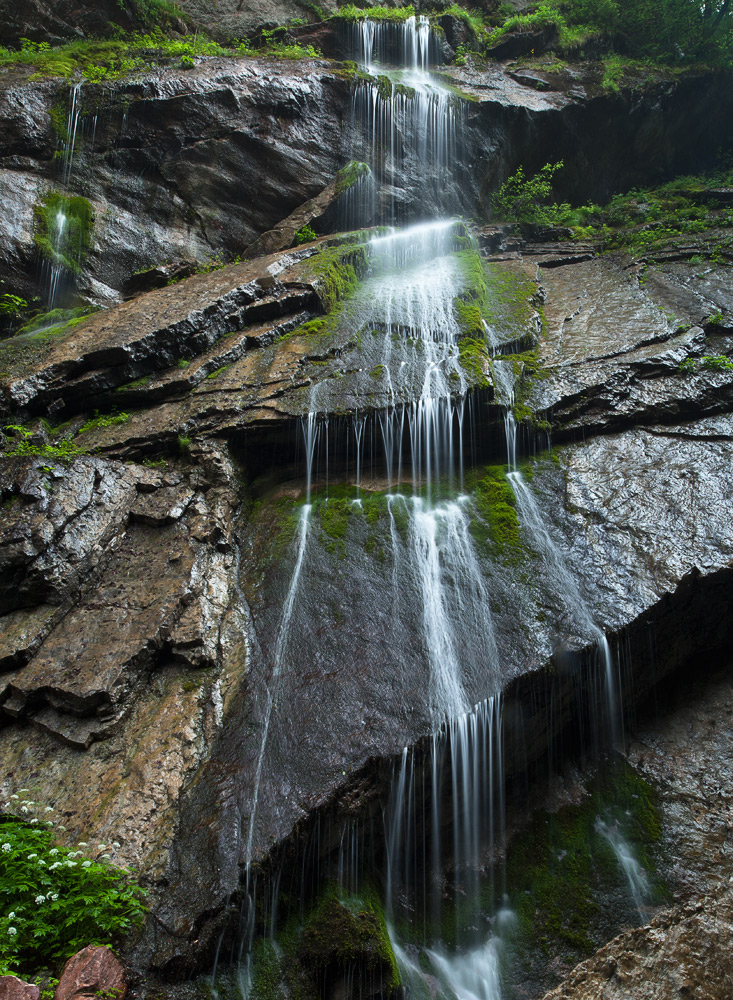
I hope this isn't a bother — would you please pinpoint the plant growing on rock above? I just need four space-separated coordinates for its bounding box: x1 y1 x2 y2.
295 223 318 245
33 192 94 274
0 795 146 974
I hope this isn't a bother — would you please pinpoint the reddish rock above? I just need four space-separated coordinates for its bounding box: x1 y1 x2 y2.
0 977 40 1000
55 946 127 1000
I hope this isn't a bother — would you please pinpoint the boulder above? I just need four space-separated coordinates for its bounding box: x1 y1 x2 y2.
0 978 40 1000
55 946 127 1000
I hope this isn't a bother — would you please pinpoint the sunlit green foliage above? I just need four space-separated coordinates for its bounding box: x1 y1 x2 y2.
0 797 145 974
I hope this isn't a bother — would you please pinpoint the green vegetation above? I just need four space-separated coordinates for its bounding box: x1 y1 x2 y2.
295 223 318 245
0 795 145 974
33 192 94 274
505 760 667 974
0 294 28 322
679 353 733 373
243 885 399 1000
335 161 370 197
492 160 733 254
453 248 539 383
336 5 417 22
0 310 95 388
1 412 129 461
466 465 523 558
301 241 370 313
0 28 320 82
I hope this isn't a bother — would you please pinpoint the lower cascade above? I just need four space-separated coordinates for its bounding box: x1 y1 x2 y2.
1 2 733 999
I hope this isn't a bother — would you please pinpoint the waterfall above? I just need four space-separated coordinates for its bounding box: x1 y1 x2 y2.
347 15 462 226
42 81 93 307
230 14 639 998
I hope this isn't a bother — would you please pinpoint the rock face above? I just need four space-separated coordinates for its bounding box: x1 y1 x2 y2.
1 57 732 308
1 16 733 988
0 217 731 977
541 667 733 1000
56 945 127 1000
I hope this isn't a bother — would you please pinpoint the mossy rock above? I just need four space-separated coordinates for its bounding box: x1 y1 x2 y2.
298 892 401 998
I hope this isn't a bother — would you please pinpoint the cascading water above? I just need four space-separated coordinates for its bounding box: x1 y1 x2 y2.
231 15 648 1000
594 817 651 921
346 16 463 226
41 81 97 307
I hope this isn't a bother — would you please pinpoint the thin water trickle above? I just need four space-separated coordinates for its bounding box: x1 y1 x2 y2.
595 817 650 921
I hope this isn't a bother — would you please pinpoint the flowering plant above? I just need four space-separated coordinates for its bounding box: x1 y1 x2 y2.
0 793 146 972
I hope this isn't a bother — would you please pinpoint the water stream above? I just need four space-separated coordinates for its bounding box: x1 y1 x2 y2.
231 15 645 999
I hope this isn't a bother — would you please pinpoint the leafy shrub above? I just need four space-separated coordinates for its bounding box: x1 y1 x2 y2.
0 796 146 973
295 223 318 245
335 5 416 22
492 161 568 224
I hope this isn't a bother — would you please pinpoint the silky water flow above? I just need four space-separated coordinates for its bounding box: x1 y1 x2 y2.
225 16 649 999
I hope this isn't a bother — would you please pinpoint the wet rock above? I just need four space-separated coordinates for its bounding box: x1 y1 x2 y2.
0 0 141 47
298 895 400 1000
486 23 560 60
2 63 732 305
542 667 733 1000
0 977 40 1000
123 261 199 299
244 161 371 258
56 945 127 1000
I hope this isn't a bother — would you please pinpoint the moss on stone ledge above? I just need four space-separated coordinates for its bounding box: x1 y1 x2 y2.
465 464 523 559
503 759 668 984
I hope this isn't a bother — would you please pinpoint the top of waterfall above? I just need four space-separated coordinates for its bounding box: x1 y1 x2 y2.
355 14 435 73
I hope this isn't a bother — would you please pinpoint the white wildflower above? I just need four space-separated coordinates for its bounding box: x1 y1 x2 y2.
9 795 18 801
50 894 58 901
7 927 16 936
81 861 91 868
98 843 106 850
48 863 60 871
66 861 77 868
8 912 15 919
1 844 10 852
56 825 65 831
35 895 45 905
77 841 88 847
36 859 45 866
49 848 58 856
112 842 120 849
27 854 37 859
44 807 53 813
29 819 38 825
20 806 28 814
18 789 28 794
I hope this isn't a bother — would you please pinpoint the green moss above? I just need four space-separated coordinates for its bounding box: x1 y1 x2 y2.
504 760 668 975
206 365 231 379
1 411 128 460
458 337 490 384
299 886 400 993
33 191 93 275
116 374 152 392
466 465 522 558
482 262 538 342
335 161 370 197
302 243 369 314
334 5 416 22
0 311 94 388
